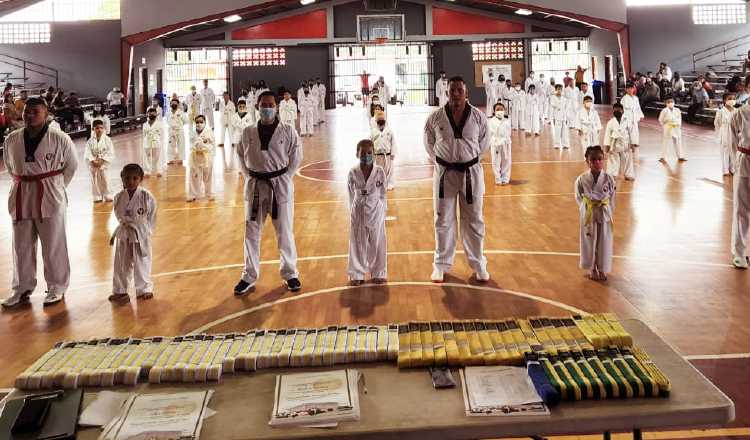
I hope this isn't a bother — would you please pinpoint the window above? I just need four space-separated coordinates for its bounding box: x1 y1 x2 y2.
471 41 524 61
0 23 51 44
530 38 590 84
165 48 229 98
692 4 746 24
0 0 120 22
233 47 286 67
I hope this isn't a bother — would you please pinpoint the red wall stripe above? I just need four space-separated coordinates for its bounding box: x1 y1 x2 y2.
432 7 525 35
231 9 327 40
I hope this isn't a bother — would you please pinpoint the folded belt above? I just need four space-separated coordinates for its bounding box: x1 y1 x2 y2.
583 196 612 229
375 153 391 156
435 156 480 204
11 169 64 222
738 147 750 155
248 167 288 221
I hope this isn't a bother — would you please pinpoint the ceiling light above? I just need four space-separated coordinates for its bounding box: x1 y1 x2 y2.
300 0 316 4
223 14 242 23
515 8 532 15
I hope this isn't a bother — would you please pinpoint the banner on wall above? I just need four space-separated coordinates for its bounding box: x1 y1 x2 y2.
481 64 512 84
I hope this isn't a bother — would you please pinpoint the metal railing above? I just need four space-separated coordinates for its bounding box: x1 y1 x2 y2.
692 33 750 72
0 53 59 89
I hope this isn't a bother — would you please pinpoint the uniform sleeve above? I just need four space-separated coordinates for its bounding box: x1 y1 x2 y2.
347 170 356 208
62 134 78 186
113 193 124 222
603 122 612 150
574 176 584 205
658 109 667 126
609 177 616 213
674 109 682 127
103 138 115 163
389 130 396 158
237 129 251 178
147 192 157 230
730 111 741 150
714 111 722 132
287 125 303 174
477 113 490 155
423 113 436 163
593 111 602 133
84 139 94 163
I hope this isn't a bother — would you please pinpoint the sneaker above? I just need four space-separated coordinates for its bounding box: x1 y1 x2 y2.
475 270 491 282
234 280 255 296
43 291 65 306
285 278 302 292
136 292 153 300
1 290 31 308
108 293 130 302
732 256 749 269
430 266 445 283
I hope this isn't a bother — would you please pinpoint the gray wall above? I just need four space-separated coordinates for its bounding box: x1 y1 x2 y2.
1 20 121 98
588 28 621 81
628 5 750 74
231 45 330 107
433 41 487 105
132 40 166 114
333 1 425 38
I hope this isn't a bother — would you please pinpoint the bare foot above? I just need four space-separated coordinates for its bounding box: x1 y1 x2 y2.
349 280 364 286
372 278 387 284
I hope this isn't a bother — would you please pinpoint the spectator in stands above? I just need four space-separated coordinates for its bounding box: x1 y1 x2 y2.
14 90 28 113
702 77 715 100
52 89 66 109
44 87 55 107
727 74 742 93
743 50 750 76
657 62 673 82
64 91 85 125
2 82 12 98
737 83 749 107
688 80 708 123
672 72 686 101
574 65 587 89
107 86 125 118
639 78 660 108
2 91 22 131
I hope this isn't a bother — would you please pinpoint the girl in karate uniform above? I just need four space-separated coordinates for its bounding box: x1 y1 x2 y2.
229 100 254 171
166 98 187 165
187 115 215 202
298 87 316 137
524 84 542 136
347 139 387 285
510 83 525 131
488 103 512 185
142 107 166 177
714 93 737 176
109 164 157 302
550 84 570 149
575 146 616 282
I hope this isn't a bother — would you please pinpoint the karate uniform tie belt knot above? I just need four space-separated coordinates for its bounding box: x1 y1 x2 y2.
666 122 679 138
435 156 480 204
11 169 64 222
248 167 288 222
738 147 750 155
583 196 612 230
109 221 149 256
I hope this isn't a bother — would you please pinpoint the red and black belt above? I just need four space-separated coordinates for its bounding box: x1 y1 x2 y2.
435 156 480 204
738 147 750 155
248 167 288 221
11 169 64 221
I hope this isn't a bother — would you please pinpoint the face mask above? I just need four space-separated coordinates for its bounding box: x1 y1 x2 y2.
259 107 276 122
377 120 386 127
613 110 623 119
360 153 373 166
196 122 205 131
171 104 178 110
148 115 156 121
495 110 504 118
727 100 737 107
515 86 521 91
667 102 674 109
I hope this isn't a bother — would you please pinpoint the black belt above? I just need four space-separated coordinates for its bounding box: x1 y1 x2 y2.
375 153 391 156
435 156 480 204
248 167 288 221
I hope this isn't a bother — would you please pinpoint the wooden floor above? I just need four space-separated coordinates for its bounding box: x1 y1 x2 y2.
1 104 749 436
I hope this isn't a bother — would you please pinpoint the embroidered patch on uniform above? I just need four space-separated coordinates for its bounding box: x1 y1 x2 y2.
45 153 54 161
137 207 145 215
376 181 383 187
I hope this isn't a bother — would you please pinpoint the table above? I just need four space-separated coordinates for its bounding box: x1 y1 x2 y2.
7 319 737 439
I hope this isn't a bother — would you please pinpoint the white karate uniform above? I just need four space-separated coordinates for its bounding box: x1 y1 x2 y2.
112 187 157 295
730 104 750 258
199 87 216 128
538 82 551 123
603 117 635 179
310 85 320 124
188 128 215 200
184 92 202 129
575 170 616 273
488 115 511 184
347 165 387 280
142 120 166 176
620 93 644 145
484 79 497 116
228 111 255 170
715 106 736 175
236 121 303 285
4 126 78 297
524 77 535 92
510 89 525 130
550 94 570 148
564 86 581 127
279 99 298 127
658 107 684 160
48 120 62 132
218 99 235 146
576 106 602 148
298 94 316 136
166 109 187 162
317 83 326 123
436 78 449 107
524 92 542 135
370 124 397 190
84 134 114 201
85 114 111 135
424 104 490 274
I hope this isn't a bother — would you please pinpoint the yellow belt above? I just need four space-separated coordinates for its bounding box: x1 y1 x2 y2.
583 196 611 228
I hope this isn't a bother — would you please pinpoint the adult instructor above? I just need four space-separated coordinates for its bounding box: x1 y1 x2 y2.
234 91 303 295
2 97 78 307
424 76 490 283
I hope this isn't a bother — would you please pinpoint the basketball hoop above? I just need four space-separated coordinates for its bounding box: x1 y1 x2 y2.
375 37 388 45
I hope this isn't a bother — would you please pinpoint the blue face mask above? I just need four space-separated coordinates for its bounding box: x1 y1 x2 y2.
360 153 373 166
259 107 276 122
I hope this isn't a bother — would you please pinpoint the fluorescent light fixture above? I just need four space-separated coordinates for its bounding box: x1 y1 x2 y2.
300 0 316 4
515 8 532 15
223 14 242 23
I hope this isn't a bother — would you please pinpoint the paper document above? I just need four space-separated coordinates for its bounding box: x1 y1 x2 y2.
79 391 133 427
461 366 549 417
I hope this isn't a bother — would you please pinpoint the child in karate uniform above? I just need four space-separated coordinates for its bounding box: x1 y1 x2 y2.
187 115 215 202
488 102 512 185
217 92 235 148
347 139 387 285
109 164 157 302
279 91 298 128
550 84 570 149
298 87 316 137
510 83 525 131
370 111 397 191
230 99 254 170
714 93 736 176
524 84 542 136
84 119 114 203
166 98 187 165
576 95 602 149
142 107 165 177
658 96 687 163
604 102 635 180
575 146 616 281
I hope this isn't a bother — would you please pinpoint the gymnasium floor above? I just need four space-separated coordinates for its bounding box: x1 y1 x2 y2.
1 104 748 438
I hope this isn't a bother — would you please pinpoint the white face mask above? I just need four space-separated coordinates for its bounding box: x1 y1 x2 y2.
666 102 674 109
727 100 737 107
514 86 521 91
495 110 504 118
196 123 205 131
